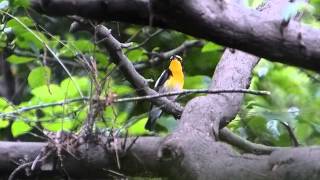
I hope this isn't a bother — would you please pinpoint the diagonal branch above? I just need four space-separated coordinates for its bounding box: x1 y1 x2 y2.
94 25 183 116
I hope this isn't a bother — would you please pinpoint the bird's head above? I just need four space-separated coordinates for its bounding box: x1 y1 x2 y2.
169 55 183 73
170 55 183 63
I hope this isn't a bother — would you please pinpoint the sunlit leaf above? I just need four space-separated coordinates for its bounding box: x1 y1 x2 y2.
12 0 30 8
60 76 90 97
0 119 9 128
11 120 32 137
7 55 35 64
28 66 51 89
0 97 8 109
201 42 221 52
31 84 64 102
41 119 73 132
128 117 148 135
7 16 34 35
111 85 133 96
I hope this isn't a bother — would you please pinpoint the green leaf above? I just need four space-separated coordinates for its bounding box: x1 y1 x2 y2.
111 85 133 96
95 52 108 66
28 66 51 89
201 42 221 52
60 39 94 57
0 119 9 128
73 39 95 52
41 119 73 132
15 31 48 49
0 97 8 109
48 36 61 49
11 120 32 137
60 76 90 98
7 16 47 50
12 0 30 8
295 122 313 142
31 84 64 102
127 49 147 62
128 117 148 135
184 75 211 89
7 16 34 35
7 55 34 64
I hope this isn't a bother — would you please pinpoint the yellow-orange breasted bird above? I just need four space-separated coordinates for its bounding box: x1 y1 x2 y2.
145 55 184 131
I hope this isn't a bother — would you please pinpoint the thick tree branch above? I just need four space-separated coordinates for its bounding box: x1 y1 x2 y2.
1 140 320 179
31 0 320 72
0 138 163 178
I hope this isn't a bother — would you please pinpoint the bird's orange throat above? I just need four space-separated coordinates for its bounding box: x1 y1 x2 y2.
167 60 184 90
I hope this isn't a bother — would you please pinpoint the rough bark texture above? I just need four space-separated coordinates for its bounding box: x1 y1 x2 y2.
1 0 318 179
31 0 320 72
1 141 320 180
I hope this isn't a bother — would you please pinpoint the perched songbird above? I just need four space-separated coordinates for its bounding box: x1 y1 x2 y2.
145 55 184 131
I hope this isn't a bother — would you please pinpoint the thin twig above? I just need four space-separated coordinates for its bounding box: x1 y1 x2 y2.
127 29 164 51
0 89 269 117
125 136 140 153
115 89 270 103
0 89 269 118
279 121 299 147
219 128 286 154
8 161 34 180
8 150 53 180
0 97 88 117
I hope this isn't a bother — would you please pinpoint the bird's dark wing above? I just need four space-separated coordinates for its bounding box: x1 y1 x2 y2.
145 69 171 131
154 69 171 91
145 106 163 131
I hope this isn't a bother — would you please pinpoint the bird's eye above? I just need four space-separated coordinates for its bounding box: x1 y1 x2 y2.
170 55 183 62
176 56 182 62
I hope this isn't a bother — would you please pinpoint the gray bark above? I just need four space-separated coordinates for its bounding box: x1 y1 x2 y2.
31 0 320 72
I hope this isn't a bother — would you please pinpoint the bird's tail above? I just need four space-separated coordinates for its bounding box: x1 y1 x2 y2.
145 106 162 131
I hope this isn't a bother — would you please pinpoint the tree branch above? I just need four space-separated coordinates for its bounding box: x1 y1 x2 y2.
31 0 320 72
219 128 286 154
1 140 320 179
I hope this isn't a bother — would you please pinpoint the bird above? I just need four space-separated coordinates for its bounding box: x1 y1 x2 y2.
145 55 184 131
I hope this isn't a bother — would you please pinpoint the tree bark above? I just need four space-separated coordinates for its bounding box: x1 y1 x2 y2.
1 140 320 180
31 0 320 72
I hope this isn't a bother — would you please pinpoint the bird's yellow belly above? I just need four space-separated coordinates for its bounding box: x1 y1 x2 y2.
164 76 184 91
